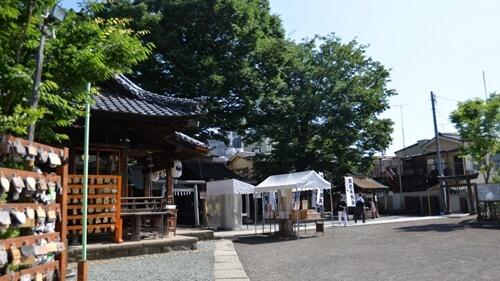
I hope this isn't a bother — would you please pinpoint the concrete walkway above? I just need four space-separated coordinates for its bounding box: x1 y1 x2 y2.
214 215 455 238
214 239 249 281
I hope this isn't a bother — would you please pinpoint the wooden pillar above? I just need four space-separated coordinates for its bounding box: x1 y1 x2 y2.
120 148 129 197
165 164 175 234
115 176 123 243
56 147 69 281
77 261 88 281
466 179 475 214
143 170 151 197
167 168 174 205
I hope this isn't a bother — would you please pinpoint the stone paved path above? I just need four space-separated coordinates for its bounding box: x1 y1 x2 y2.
214 239 249 281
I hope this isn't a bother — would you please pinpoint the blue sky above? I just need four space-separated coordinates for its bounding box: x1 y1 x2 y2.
61 0 500 155
268 0 500 155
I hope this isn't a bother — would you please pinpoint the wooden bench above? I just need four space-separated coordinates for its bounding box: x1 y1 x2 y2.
121 197 172 241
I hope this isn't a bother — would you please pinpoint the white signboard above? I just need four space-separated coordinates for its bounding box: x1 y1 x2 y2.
344 176 356 207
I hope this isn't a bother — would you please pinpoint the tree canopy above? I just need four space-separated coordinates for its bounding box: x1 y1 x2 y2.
0 0 152 141
98 0 287 140
247 36 395 184
97 1 395 183
0 0 396 183
450 94 500 183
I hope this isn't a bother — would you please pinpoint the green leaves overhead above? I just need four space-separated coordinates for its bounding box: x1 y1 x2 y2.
99 0 286 140
0 0 152 141
98 1 395 183
247 35 395 184
450 94 500 183
1 0 396 183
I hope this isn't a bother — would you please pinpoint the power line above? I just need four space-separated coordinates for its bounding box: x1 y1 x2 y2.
435 95 460 103
435 108 451 125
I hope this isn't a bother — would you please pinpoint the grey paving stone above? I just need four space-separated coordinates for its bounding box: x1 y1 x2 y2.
215 269 248 279
214 250 238 256
214 262 244 270
215 255 239 263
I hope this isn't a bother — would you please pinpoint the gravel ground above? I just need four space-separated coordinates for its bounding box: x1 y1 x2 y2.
233 217 500 281
73 241 215 281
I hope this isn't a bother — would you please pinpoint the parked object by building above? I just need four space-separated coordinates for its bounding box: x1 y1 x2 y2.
206 179 255 230
374 133 486 215
173 161 240 226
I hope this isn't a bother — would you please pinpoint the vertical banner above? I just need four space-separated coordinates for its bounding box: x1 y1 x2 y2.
312 190 317 209
269 192 277 210
262 193 269 219
292 191 301 210
344 176 356 207
316 188 324 206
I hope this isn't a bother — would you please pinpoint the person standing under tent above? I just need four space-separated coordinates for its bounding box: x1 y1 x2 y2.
354 194 365 223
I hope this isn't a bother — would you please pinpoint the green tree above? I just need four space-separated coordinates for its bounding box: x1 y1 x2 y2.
98 0 287 140
0 0 152 141
450 94 500 183
247 35 395 184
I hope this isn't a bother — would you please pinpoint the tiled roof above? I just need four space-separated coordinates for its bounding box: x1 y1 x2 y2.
174 132 209 150
93 75 202 117
180 161 239 181
439 133 462 142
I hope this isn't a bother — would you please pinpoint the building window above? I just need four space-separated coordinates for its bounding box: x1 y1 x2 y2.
73 148 120 175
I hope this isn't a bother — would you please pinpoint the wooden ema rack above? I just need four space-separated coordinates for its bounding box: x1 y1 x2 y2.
1 135 66 159
0 135 68 281
67 175 123 243
0 261 59 281
0 168 61 183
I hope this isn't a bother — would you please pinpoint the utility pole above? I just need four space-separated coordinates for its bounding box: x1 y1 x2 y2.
430 92 447 213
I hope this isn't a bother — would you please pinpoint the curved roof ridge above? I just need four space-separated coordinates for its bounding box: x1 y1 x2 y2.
115 74 201 108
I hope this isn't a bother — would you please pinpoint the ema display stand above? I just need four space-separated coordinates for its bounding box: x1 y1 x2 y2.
0 135 68 281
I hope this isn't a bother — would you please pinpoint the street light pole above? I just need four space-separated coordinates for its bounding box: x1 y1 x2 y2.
27 5 66 142
27 23 49 142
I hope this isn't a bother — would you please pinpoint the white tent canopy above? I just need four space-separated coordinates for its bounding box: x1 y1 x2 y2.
206 179 255 196
256 170 331 192
206 179 254 230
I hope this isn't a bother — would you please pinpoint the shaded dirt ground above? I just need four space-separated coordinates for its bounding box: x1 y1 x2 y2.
233 217 500 281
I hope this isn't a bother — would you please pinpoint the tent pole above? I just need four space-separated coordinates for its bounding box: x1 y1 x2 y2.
330 187 334 236
262 193 265 234
194 184 200 227
254 194 257 235
295 191 300 240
